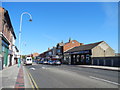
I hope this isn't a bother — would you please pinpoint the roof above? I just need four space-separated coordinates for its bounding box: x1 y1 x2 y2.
57 42 65 46
3 7 16 39
65 41 104 53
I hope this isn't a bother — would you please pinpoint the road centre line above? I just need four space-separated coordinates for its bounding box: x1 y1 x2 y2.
89 76 120 86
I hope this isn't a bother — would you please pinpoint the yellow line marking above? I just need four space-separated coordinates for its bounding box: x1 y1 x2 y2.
26 68 35 90
28 71 39 89
27 71 35 90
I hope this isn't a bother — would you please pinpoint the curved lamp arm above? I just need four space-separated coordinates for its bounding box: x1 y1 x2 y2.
19 12 32 56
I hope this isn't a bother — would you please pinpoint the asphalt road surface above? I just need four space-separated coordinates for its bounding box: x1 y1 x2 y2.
24 63 119 88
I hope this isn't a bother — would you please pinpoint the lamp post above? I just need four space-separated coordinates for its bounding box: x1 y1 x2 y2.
18 12 32 65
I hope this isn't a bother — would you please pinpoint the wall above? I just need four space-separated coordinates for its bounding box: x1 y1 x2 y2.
1 7 16 68
63 40 81 52
91 56 120 67
92 41 115 57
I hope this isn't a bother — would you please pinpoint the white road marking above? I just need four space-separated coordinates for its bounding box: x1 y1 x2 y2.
89 76 120 86
30 67 35 70
42 67 47 69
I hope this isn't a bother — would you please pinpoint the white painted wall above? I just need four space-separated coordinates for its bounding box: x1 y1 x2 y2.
11 35 16 65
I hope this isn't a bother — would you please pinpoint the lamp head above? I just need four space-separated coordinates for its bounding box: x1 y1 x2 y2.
29 19 32 22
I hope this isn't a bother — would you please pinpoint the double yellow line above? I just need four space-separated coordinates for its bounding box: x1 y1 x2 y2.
26 68 39 90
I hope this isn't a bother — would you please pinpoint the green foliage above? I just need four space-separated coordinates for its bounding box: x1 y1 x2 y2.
22 55 26 59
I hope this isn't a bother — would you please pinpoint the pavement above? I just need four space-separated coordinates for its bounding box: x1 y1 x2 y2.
1 64 19 89
1 63 32 89
76 65 119 71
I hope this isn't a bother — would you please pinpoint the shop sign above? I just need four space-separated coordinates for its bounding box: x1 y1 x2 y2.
2 40 9 47
71 50 90 54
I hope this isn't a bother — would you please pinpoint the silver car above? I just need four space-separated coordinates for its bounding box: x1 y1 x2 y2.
53 60 61 65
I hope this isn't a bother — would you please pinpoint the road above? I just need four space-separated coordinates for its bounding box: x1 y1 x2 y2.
24 63 119 88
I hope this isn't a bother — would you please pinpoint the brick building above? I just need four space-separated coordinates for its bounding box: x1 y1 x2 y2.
0 7 17 69
31 53 39 57
56 38 83 62
38 38 83 63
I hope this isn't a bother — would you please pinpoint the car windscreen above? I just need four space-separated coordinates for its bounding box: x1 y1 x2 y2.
27 59 32 61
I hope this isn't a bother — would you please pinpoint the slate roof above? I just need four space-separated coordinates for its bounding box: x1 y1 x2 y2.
65 41 104 53
58 42 65 46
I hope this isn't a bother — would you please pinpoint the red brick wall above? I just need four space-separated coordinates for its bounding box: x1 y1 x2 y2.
63 40 83 52
32 53 39 57
0 7 11 42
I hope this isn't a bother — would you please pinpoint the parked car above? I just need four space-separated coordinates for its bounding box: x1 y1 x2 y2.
48 60 54 65
43 60 48 64
39 60 44 64
36 59 40 64
53 60 61 65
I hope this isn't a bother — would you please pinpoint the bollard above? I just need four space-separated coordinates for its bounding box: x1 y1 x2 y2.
18 58 21 67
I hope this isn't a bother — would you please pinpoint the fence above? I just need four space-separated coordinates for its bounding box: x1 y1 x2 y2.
91 56 120 67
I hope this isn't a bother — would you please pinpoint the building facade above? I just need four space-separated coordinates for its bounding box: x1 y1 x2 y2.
56 39 83 63
64 41 115 65
14 46 19 64
38 39 83 63
0 7 17 69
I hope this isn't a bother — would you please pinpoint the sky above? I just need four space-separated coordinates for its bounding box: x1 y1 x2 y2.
2 2 118 55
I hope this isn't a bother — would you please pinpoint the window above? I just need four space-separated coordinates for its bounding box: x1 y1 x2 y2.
86 54 90 63
73 55 75 58
81 55 84 63
2 45 5 52
72 41 75 44
77 55 80 62
57 49 60 53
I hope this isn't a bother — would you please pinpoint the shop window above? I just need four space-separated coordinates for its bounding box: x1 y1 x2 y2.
86 54 90 63
73 55 75 58
2 45 5 52
81 55 84 63
77 55 80 62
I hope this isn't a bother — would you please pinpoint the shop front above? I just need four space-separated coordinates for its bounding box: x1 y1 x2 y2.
64 50 92 65
2 39 9 68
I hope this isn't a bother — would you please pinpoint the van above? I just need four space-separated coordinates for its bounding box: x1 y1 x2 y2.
25 57 32 65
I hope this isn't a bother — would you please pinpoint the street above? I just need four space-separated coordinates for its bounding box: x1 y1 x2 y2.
24 63 119 88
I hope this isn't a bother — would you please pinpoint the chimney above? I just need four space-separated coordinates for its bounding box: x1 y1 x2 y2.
69 37 72 42
80 43 84 45
48 48 50 51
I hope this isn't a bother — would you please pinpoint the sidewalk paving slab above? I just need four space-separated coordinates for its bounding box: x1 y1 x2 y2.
77 65 119 71
2 64 19 88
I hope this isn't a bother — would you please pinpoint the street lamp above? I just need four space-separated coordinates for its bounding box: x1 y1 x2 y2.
18 12 32 61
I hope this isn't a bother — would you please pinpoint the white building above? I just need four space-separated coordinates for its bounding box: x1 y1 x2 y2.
7 28 16 66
